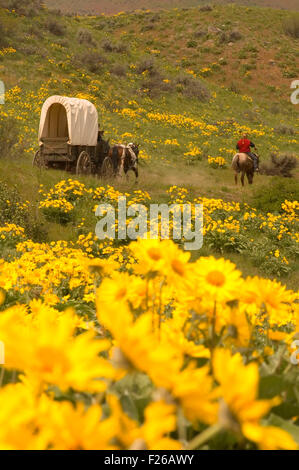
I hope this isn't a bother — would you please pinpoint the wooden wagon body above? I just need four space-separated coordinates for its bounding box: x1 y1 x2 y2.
33 95 99 174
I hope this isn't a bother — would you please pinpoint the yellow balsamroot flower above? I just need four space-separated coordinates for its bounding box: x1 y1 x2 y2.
137 400 182 450
0 223 26 245
208 156 227 168
239 276 263 319
0 383 51 450
97 271 149 312
220 306 252 348
0 383 121 450
41 401 119 450
86 257 119 277
160 317 211 359
170 364 219 425
268 330 288 342
131 238 190 282
243 425 298 451
187 256 244 304
108 395 181 450
0 240 95 298
0 289 5 305
256 278 297 327
0 303 115 393
41 179 89 202
213 349 297 450
97 300 183 389
39 198 74 213
130 239 167 276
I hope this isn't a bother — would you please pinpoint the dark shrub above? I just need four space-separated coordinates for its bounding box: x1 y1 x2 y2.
136 57 157 75
218 29 242 44
269 103 281 115
141 73 173 98
149 13 160 22
175 73 210 102
274 125 295 136
141 24 154 32
229 30 243 41
187 40 197 48
199 5 213 12
1 0 42 16
110 64 127 77
47 20 66 37
194 28 207 38
76 28 95 45
101 39 127 53
78 51 107 73
101 39 114 52
260 153 298 178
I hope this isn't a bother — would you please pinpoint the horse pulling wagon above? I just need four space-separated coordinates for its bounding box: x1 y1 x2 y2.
33 95 109 175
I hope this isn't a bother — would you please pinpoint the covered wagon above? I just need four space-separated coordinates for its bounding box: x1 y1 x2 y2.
33 95 108 174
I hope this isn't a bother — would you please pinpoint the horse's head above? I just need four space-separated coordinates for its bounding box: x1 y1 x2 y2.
128 143 139 157
100 137 110 158
125 143 139 178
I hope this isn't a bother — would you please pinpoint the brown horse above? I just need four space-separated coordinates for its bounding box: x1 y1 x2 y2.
95 131 110 170
232 153 257 186
102 143 139 180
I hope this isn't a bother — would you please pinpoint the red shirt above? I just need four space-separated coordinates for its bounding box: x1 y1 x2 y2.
237 138 252 153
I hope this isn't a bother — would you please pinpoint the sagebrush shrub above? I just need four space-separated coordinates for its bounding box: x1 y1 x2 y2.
101 39 127 53
110 63 127 77
76 29 94 45
274 125 295 136
141 72 173 98
76 51 107 73
136 57 156 75
175 74 210 102
47 20 66 37
0 0 42 16
260 153 298 178
199 5 213 11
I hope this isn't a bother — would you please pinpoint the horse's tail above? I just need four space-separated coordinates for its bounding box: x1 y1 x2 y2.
111 146 119 171
232 154 240 172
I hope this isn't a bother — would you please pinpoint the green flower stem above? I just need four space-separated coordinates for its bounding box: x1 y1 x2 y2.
187 423 222 450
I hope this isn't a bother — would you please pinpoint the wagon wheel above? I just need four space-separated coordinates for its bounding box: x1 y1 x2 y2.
101 156 114 179
32 149 45 169
76 151 94 175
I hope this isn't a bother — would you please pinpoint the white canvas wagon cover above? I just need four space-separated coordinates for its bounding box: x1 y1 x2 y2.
38 95 98 147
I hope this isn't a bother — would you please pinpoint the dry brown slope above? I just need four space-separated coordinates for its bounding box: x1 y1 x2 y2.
45 0 299 14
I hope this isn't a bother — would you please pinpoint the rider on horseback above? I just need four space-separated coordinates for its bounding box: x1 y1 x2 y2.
236 134 259 172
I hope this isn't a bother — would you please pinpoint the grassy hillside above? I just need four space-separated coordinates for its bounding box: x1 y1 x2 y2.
0 2 298 286
45 0 299 14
